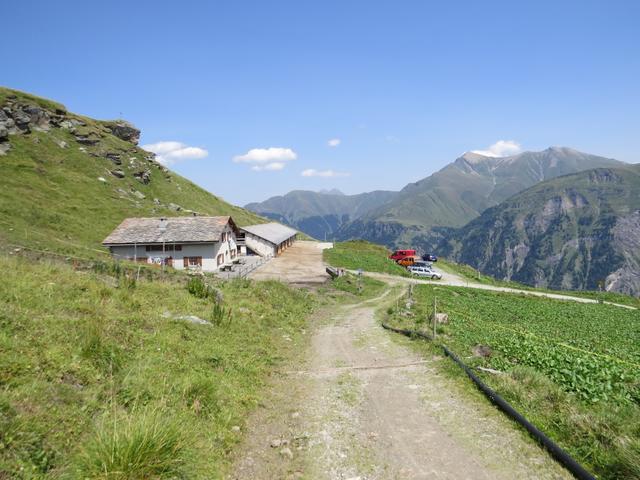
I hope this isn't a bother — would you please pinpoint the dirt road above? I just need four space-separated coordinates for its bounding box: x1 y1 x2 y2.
229 290 571 479
361 270 637 310
249 241 333 286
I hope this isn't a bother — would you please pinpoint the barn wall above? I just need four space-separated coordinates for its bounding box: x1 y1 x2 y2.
244 233 276 257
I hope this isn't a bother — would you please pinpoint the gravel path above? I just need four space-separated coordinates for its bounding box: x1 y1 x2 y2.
249 241 333 286
229 290 572 479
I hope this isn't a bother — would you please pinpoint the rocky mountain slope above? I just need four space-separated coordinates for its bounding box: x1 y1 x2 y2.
336 148 626 251
0 87 264 257
245 189 397 240
441 165 640 295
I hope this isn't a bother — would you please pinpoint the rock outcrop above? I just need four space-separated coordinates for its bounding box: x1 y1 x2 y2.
104 121 140 145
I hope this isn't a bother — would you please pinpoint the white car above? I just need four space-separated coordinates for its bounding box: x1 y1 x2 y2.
408 265 442 279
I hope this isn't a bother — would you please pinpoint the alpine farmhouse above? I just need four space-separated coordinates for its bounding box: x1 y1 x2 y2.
102 217 298 272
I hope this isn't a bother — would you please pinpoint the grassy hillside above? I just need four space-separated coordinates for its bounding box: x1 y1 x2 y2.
0 254 314 478
0 87 264 258
386 285 640 479
323 240 410 276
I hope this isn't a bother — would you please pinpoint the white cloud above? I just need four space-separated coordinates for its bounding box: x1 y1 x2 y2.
327 138 341 147
233 147 296 172
233 147 297 164
251 162 285 171
141 141 208 166
472 140 522 158
301 169 350 178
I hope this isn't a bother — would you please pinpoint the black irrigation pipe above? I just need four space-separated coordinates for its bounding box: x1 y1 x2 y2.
381 321 596 480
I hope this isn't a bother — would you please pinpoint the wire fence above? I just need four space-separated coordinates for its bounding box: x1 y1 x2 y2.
218 254 274 280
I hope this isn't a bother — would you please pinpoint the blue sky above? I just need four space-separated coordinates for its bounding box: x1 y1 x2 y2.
4 1 639 205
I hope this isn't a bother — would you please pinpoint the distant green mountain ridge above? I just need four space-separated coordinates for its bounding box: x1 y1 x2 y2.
245 189 398 240
441 165 640 296
0 87 265 257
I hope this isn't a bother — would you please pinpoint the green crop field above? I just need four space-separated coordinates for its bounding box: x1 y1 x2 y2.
386 284 640 478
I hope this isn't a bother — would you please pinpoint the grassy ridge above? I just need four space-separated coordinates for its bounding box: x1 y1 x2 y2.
386 285 640 479
0 254 314 478
323 240 410 277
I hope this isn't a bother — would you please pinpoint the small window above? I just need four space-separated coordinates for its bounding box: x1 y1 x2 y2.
183 256 202 268
216 253 224 266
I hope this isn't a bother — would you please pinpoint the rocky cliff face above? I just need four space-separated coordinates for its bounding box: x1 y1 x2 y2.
441 166 640 296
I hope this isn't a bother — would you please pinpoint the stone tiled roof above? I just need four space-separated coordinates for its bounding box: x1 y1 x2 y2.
241 223 297 245
103 216 238 245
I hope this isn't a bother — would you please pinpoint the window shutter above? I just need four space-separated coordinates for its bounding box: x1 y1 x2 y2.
183 257 188 268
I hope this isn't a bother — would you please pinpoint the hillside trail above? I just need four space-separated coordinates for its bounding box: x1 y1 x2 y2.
228 287 571 480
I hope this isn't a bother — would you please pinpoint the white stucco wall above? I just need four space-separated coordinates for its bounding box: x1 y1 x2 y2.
108 224 239 272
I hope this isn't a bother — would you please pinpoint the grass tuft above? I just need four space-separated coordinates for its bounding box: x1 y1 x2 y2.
75 410 188 479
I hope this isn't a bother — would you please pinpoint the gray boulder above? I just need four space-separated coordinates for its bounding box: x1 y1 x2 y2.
133 170 151 184
105 152 122 165
22 105 51 131
11 109 31 132
110 169 125 178
106 121 140 144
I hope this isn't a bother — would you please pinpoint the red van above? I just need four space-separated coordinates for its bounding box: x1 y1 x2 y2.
389 249 416 261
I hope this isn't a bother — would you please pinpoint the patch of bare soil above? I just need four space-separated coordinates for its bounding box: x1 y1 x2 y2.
229 292 572 480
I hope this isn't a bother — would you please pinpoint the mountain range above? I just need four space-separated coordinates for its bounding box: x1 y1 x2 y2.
247 147 640 295
248 147 625 249
245 189 397 240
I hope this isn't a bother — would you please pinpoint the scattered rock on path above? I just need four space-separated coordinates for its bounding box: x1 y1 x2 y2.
279 447 293 460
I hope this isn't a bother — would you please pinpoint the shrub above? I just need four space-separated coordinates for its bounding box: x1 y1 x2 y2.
211 303 231 327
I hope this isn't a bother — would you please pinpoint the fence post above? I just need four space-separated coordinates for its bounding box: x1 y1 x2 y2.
432 297 437 339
